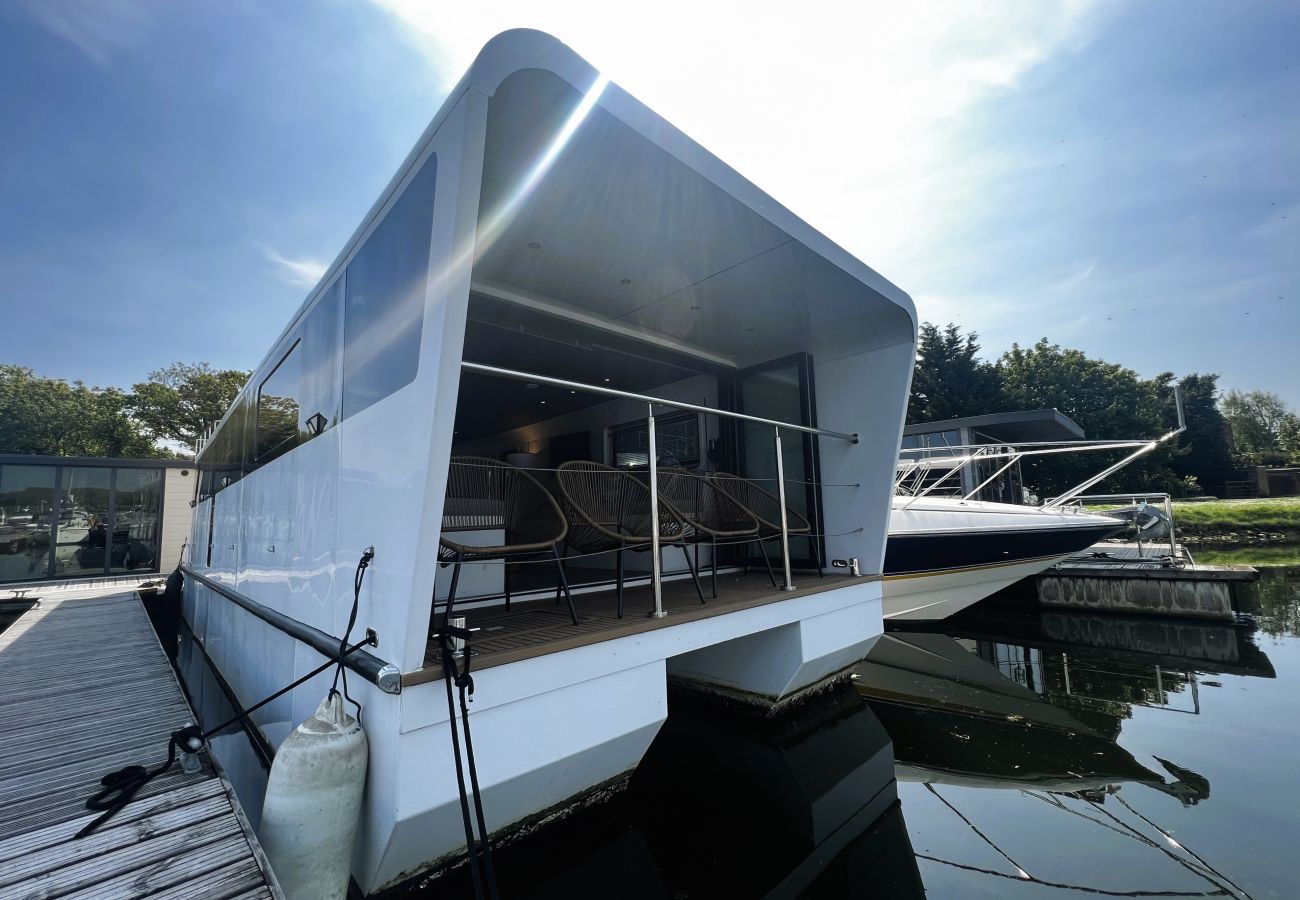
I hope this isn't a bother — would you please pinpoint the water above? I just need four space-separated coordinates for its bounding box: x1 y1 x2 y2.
412 551 1300 899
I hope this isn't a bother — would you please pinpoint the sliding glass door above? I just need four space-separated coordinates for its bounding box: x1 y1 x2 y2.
732 353 823 570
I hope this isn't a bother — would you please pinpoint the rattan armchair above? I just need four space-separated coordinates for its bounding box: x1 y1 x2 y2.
555 461 705 617
437 456 577 627
709 471 823 586
656 467 759 598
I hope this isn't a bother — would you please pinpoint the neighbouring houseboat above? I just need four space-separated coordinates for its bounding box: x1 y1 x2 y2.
180 30 917 894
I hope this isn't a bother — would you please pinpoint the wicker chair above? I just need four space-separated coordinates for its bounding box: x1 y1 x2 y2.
556 461 705 617
437 456 577 627
709 471 823 586
656 467 759 598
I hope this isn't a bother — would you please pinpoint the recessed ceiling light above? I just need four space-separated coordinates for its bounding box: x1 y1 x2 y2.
603 377 611 382
526 383 538 389
569 390 576 394
528 241 542 250
540 400 547 405
620 278 632 284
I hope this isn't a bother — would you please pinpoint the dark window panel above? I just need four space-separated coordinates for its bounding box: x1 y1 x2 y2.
343 153 438 419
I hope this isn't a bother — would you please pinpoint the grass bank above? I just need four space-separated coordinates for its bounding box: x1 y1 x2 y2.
1170 497 1300 533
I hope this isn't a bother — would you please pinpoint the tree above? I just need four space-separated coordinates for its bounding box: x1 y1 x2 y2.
1221 389 1292 464
1277 413 1300 465
1155 372 1235 495
998 339 1173 496
0 365 162 458
907 323 1003 424
130 362 249 453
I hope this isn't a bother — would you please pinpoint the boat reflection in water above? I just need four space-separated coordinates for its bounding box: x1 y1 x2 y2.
411 681 924 899
856 608 1274 898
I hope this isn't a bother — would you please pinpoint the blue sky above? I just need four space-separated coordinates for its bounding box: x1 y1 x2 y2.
1 1 1296 406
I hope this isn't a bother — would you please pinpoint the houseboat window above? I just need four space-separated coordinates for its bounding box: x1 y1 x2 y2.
256 340 302 463
109 468 162 573
610 412 701 468
0 465 57 584
342 153 437 419
300 277 342 433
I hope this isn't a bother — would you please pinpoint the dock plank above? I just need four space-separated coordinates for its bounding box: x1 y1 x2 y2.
0 591 280 899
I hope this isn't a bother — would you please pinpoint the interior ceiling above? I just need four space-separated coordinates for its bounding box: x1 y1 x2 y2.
473 68 893 367
453 304 718 444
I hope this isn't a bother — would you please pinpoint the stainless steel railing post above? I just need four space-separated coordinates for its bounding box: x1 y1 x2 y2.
774 426 795 591
648 403 666 618
1164 494 1178 564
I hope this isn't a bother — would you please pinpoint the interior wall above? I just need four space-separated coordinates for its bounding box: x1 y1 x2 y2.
452 373 719 468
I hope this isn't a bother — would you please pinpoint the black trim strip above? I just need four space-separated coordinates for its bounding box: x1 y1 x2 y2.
884 522 1123 577
181 564 401 694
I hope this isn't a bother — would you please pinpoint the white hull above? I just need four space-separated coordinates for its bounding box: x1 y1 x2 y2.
883 497 1121 620
882 554 1076 620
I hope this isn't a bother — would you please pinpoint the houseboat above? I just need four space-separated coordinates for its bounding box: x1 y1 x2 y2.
180 30 917 894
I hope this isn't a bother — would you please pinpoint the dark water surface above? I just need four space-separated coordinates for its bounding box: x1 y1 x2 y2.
412 555 1300 899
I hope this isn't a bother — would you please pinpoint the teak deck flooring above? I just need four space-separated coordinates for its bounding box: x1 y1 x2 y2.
0 591 280 900
410 570 877 686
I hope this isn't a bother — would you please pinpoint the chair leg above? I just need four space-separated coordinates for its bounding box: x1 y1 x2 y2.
616 548 625 619
552 545 578 626
710 537 718 599
443 551 465 629
681 545 706 606
756 538 778 588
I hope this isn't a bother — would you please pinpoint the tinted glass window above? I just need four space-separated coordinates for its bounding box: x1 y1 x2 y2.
343 153 437 418
301 277 342 434
256 340 302 463
0 465 57 583
113 468 162 573
610 412 700 469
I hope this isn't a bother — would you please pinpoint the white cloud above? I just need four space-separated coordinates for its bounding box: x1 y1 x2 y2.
259 246 328 289
367 0 1102 286
17 0 152 65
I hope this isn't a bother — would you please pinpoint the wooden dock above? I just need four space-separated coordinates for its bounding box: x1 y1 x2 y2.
0 589 281 899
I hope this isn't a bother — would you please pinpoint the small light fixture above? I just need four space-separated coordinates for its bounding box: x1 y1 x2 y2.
526 383 538 389
689 305 701 311
745 327 756 332
620 278 632 284
528 241 542 250
306 412 328 435
540 400 547 405
603 377 611 383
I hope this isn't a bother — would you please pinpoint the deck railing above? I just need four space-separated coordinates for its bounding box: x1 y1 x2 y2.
460 361 860 617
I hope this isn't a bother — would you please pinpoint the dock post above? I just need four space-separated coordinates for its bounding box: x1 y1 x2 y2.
648 403 666 618
774 427 795 591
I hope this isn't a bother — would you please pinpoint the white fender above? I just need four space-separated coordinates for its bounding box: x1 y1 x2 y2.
259 692 369 900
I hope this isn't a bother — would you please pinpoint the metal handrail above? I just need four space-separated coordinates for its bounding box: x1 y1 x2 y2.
461 361 859 443
459 360 852 612
181 564 402 694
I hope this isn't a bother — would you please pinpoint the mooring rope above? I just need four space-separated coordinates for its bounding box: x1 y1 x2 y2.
433 618 500 900
76 552 378 839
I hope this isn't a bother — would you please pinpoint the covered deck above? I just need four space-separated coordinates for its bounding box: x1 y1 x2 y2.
409 570 877 684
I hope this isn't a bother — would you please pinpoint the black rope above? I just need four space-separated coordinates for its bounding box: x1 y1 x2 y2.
331 546 374 726
77 552 379 839
434 622 499 900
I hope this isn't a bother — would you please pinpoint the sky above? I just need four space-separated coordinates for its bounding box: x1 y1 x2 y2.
1 0 1296 406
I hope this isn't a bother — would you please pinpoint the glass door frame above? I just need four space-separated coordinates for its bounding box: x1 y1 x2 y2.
719 352 825 571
